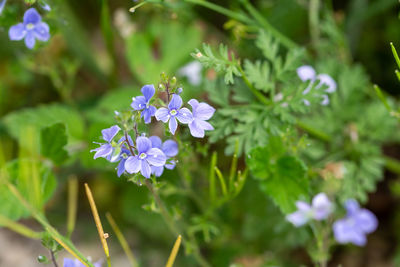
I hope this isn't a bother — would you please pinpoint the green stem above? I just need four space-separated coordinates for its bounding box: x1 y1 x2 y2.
309 0 320 47
239 0 298 49
296 120 332 143
237 66 271 106
184 0 254 25
144 180 210 267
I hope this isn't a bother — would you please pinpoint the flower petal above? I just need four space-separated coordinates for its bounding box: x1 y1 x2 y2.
102 125 120 143
312 193 333 220
197 120 214 131
140 160 151 178
141 84 155 101
147 148 166 167
169 117 178 135
91 144 113 159
23 8 41 24
162 140 178 157
136 136 151 153
165 160 176 170
155 107 170 123
316 74 337 93
24 31 36 49
178 61 202 85
131 96 147 110
194 102 215 120
168 94 182 110
9 23 26 41
297 65 316 82
355 209 378 234
125 156 141 174
0 0 7 15
176 107 193 124
149 136 162 149
320 94 329 106
33 22 50 41
345 199 360 215
286 210 309 227
188 120 205 138
188 99 199 110
151 165 164 177
117 159 126 177
63 258 76 267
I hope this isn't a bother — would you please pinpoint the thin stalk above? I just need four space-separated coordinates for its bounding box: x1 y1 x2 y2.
67 176 78 237
240 0 297 49
391 42 400 70
184 0 254 25
0 214 43 239
85 183 111 267
165 235 182 267
50 250 59 267
105 212 139 267
309 0 320 47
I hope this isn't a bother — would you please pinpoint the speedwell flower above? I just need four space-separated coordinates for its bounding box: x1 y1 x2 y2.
155 94 193 135
91 125 120 161
125 136 166 178
131 85 157 124
187 99 215 138
9 8 50 49
333 199 378 246
286 193 333 227
149 136 178 177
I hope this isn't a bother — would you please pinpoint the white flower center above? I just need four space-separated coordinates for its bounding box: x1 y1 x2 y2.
139 152 147 159
26 23 35 30
170 109 177 116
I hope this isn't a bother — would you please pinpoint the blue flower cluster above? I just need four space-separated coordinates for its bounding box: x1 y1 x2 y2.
8 8 50 49
287 193 378 246
92 84 215 179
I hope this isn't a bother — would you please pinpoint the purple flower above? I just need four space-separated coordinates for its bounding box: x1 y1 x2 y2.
187 99 215 138
333 199 378 246
155 94 193 135
63 258 102 267
124 136 166 178
296 65 336 105
91 125 121 161
9 8 50 49
286 193 333 227
131 85 157 124
0 0 7 15
149 136 178 177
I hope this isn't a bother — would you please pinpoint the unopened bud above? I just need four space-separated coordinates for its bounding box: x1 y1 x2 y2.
195 52 202 58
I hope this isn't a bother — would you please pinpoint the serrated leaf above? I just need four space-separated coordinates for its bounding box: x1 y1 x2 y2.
41 123 69 165
248 145 308 213
244 59 271 92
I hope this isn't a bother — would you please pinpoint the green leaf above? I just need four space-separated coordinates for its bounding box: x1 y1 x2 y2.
125 19 202 84
247 144 309 213
0 160 57 224
2 104 84 147
41 123 69 165
244 60 272 92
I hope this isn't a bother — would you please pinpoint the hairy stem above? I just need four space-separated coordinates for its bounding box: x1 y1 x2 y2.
50 250 59 267
237 66 271 106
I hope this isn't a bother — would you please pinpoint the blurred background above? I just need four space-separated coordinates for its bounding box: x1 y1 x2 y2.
1 0 400 266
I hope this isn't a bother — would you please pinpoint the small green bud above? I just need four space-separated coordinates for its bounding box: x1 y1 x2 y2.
37 255 48 263
171 76 177 85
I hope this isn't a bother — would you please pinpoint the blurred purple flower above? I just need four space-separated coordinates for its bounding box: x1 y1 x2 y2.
286 193 333 227
9 8 50 49
0 0 7 15
296 65 336 105
155 94 193 135
178 61 202 86
131 85 157 124
333 199 378 246
149 136 178 177
187 99 215 138
63 258 102 267
91 125 120 161
124 136 166 178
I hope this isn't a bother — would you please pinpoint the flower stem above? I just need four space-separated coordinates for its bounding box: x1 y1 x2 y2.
239 0 298 49
309 0 321 48
237 65 271 106
144 179 211 267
